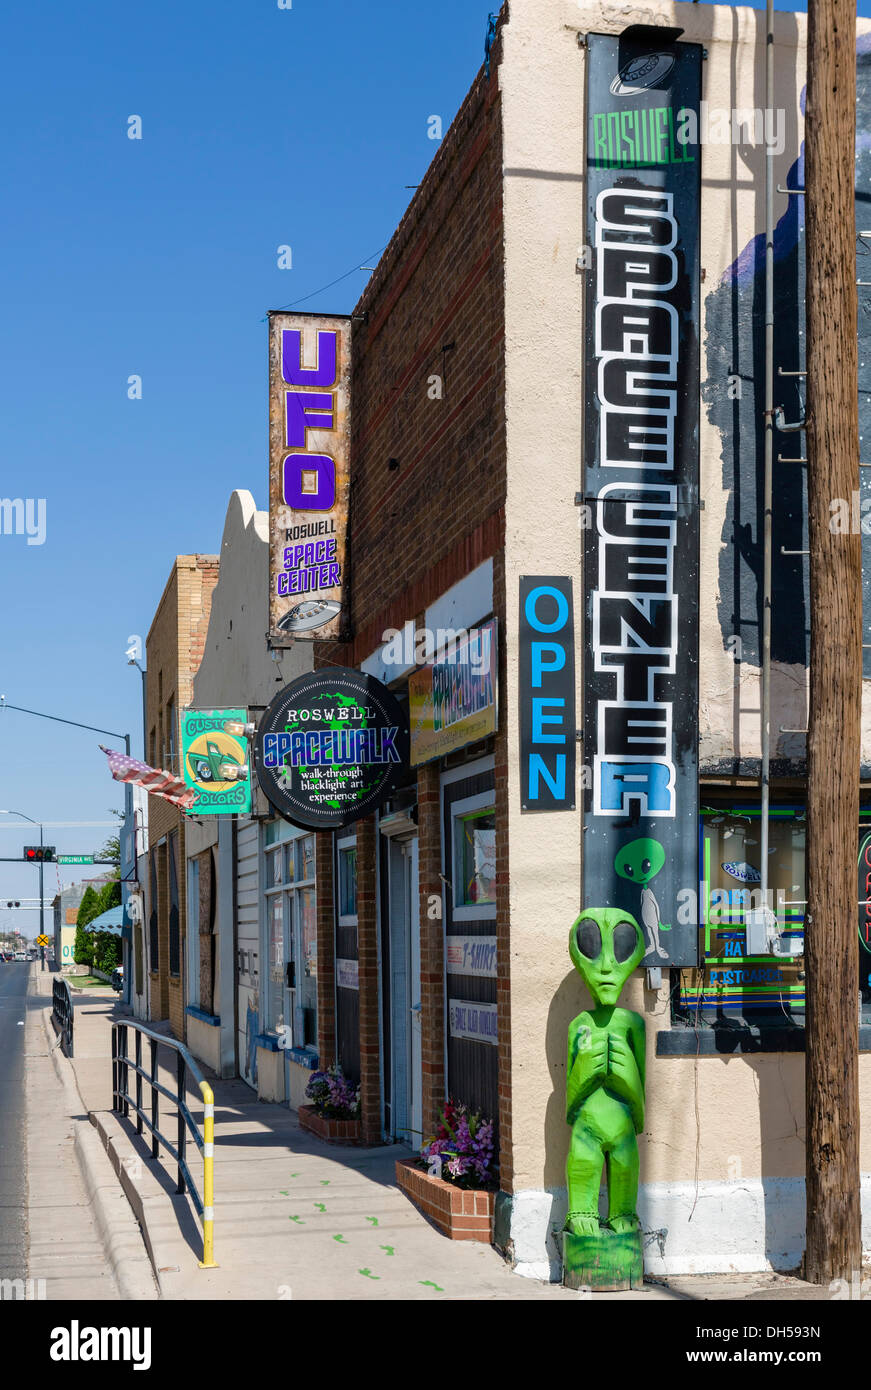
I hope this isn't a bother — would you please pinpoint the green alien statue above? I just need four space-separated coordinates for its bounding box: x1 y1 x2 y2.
563 907 646 1291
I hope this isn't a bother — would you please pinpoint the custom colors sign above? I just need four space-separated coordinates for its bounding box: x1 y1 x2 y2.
268 311 350 643
582 32 701 968
519 578 576 811
181 709 252 815
408 621 498 767
255 669 409 830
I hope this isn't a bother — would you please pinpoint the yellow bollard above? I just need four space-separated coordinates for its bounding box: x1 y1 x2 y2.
198 1081 219 1268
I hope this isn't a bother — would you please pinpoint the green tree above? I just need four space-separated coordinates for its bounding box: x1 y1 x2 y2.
93 808 123 872
97 879 121 913
91 879 123 973
73 885 101 967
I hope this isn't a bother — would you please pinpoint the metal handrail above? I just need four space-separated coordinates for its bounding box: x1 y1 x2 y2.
52 976 74 1056
111 1018 217 1268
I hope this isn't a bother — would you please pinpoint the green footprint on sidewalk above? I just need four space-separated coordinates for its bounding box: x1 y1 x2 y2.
379 1245 395 1257
332 1234 348 1244
419 1280 445 1292
288 1215 305 1224
365 1217 379 1227
314 1203 326 1212
359 1268 380 1280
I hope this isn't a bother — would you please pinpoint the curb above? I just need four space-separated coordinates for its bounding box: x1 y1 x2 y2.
88 1109 199 1300
40 987 159 1301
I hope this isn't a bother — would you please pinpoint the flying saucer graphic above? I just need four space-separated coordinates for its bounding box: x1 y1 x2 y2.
722 861 762 884
610 52 676 96
276 599 342 634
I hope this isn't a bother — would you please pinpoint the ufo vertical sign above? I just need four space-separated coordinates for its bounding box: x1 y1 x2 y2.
268 311 351 644
181 709 252 815
255 670 409 830
581 31 701 969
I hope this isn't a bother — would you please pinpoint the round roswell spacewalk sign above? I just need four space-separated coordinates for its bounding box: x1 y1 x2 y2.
255 668 409 830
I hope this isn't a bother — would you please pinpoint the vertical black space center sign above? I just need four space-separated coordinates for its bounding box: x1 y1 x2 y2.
582 32 701 969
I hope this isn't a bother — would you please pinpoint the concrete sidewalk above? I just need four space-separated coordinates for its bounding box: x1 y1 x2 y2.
35 970 845 1302
27 967 157 1301
40 970 576 1300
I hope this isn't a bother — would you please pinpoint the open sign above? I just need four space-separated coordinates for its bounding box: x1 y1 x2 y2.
518 578 576 811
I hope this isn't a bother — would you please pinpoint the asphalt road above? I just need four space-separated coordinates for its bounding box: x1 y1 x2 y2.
0 962 29 1284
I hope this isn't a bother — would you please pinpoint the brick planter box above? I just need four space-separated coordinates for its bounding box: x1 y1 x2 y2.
298 1103 362 1146
395 1159 495 1242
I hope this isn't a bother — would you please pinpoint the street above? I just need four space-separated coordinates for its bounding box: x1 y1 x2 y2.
0 964 28 1288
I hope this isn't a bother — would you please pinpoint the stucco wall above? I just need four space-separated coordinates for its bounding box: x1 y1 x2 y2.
501 0 871 1277
186 490 313 1086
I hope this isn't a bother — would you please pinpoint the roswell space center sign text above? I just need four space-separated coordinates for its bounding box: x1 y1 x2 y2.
268 311 351 643
582 33 701 968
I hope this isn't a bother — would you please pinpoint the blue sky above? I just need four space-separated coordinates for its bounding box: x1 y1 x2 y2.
0 0 849 925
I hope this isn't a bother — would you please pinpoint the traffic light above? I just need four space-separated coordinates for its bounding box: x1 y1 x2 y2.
23 846 55 862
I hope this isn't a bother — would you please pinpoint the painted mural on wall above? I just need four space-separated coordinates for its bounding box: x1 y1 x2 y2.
245 999 259 1089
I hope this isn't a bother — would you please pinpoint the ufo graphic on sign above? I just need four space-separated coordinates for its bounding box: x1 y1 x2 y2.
610 51 676 96
276 598 342 634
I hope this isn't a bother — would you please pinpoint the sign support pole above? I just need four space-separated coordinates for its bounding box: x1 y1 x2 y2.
39 822 44 955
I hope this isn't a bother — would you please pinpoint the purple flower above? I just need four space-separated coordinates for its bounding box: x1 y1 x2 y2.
419 1101 496 1189
306 1065 360 1119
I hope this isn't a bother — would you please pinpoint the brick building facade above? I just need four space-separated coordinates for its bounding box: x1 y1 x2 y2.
315 18 509 1154
144 554 219 1036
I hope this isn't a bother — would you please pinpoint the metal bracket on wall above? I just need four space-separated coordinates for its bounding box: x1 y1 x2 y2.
574 490 704 510
780 547 809 556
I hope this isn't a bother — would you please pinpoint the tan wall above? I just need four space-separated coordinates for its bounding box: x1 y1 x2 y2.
501 0 871 1272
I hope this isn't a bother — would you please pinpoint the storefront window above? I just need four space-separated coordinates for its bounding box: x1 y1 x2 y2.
677 806 806 1025
263 821 318 1048
269 894 284 1031
266 845 283 889
338 844 357 920
300 834 315 882
454 807 496 908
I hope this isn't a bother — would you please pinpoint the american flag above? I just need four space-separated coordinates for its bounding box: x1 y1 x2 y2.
100 745 197 810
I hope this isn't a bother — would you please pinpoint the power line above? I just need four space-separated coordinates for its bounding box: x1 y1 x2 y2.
264 244 388 317
0 811 120 822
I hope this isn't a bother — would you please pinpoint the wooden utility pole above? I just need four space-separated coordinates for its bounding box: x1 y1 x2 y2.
804 0 862 1284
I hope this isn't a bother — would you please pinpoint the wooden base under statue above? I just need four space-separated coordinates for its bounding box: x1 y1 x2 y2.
562 1227 644 1292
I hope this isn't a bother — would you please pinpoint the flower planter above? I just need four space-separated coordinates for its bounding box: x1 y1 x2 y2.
298 1103 363 1146
395 1158 495 1242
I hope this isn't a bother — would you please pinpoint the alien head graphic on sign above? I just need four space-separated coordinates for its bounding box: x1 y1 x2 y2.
614 837 670 960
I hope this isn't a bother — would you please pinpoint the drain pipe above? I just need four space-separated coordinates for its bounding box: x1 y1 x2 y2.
760 0 775 926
